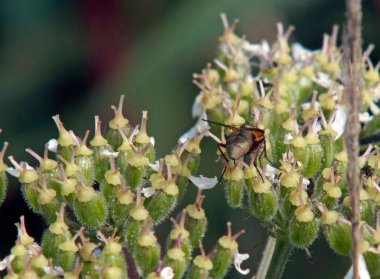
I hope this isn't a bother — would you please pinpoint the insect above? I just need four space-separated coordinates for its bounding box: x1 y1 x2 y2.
203 119 274 182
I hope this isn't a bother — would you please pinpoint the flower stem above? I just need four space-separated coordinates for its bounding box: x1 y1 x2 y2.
255 236 276 279
262 237 294 279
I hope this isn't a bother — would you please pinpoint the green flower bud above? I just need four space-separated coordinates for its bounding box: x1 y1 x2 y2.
110 186 135 227
186 243 214 279
134 221 160 277
324 218 352 256
74 186 107 229
248 187 277 222
224 179 245 208
184 191 207 247
96 231 128 278
364 251 380 278
124 200 149 251
319 134 335 170
164 238 188 279
52 115 76 161
290 214 318 248
146 190 178 224
210 222 244 279
302 136 323 177
42 204 69 262
58 230 80 272
106 95 130 150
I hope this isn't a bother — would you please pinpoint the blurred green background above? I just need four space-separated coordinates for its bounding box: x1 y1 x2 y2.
1 0 380 278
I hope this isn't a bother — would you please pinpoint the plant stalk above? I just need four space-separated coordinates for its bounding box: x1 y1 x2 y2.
258 237 294 279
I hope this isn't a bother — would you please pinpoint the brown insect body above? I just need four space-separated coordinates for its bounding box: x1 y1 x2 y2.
203 119 270 181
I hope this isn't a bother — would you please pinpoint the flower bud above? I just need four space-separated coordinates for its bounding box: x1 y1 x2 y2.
134 221 160 277
96 231 128 278
73 182 107 229
110 185 135 227
186 244 214 279
210 222 244 279
290 210 318 248
248 188 277 222
224 179 245 208
106 95 131 150
124 197 149 251
324 218 352 256
52 115 76 161
184 191 207 247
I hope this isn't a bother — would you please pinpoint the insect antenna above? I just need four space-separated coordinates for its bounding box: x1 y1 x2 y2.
202 119 239 131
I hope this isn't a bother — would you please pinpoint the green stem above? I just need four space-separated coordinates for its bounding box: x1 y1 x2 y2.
255 236 276 279
264 237 294 279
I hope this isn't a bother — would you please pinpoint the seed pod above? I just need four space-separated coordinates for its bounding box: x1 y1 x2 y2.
135 111 155 163
134 221 160 277
290 212 318 248
52 115 76 161
146 190 178 224
72 130 95 186
73 182 107 229
324 218 352 256
248 187 277 222
41 204 69 263
57 229 80 271
223 165 245 208
184 190 207 247
96 231 128 278
146 165 179 223
186 248 213 279
124 199 149 251
110 185 135 227
210 222 244 279
364 251 380 278
90 116 113 182
125 147 151 189
319 134 335 170
106 95 131 150
101 158 122 203
290 134 310 176
303 126 323 177
164 237 188 279
116 127 136 175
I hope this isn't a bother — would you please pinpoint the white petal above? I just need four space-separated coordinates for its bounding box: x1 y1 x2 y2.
369 102 380 115
149 160 160 172
302 178 310 187
359 112 373 123
192 95 203 118
141 187 155 198
332 105 347 140
47 139 58 153
150 137 155 147
100 150 119 158
179 112 209 144
161 266 175 279
189 175 218 189
344 254 370 279
292 43 315 61
234 251 250 275
6 167 20 178
284 133 293 144
0 255 14 271
313 72 332 88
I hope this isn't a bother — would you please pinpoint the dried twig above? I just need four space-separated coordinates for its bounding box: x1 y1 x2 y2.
343 0 363 278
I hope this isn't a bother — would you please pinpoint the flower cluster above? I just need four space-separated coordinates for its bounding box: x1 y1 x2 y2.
1 13 380 279
0 93 248 278
190 14 380 278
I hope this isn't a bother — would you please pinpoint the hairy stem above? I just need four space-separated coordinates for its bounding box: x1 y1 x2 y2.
263 237 294 279
255 236 277 279
344 0 363 278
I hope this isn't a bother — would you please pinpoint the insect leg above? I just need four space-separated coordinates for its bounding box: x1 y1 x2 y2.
218 143 228 182
263 139 279 169
217 143 229 163
252 148 264 182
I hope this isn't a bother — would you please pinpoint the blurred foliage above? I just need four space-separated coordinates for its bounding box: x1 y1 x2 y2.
0 0 379 278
